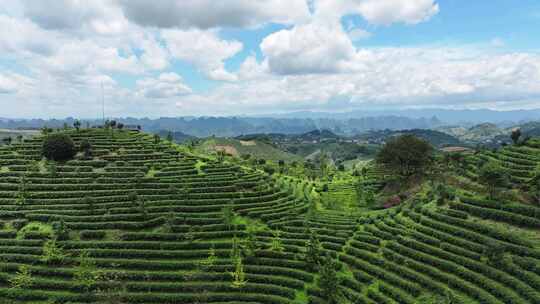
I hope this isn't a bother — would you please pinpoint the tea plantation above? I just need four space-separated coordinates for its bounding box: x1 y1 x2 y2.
0 128 539 304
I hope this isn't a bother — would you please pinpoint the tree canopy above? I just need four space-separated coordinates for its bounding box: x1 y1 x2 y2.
479 161 508 199
42 133 76 162
376 134 433 178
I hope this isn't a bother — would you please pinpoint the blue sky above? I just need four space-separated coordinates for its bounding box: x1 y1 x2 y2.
0 0 540 118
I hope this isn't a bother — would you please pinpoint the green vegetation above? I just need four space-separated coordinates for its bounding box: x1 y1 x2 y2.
41 133 76 161
376 134 433 178
0 127 538 304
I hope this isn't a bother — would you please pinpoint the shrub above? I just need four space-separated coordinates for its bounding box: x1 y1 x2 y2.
42 133 76 161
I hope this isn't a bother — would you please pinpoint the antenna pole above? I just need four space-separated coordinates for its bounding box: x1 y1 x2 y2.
101 81 105 124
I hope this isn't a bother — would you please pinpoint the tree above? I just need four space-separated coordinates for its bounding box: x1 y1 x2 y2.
222 205 235 230
117 123 124 130
80 139 92 158
263 165 275 175
52 219 70 240
41 239 66 265
304 229 322 270
41 126 53 135
511 128 521 145
9 265 33 289
363 190 375 207
2 136 12 145
74 251 100 292
244 226 259 256
153 134 161 144
42 133 76 161
230 236 247 288
317 254 343 304
73 120 81 131
199 244 217 270
376 135 433 178
479 161 508 199
270 230 284 252
166 131 173 142
230 254 247 288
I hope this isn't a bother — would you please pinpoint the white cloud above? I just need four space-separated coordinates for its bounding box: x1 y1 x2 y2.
21 0 129 35
41 40 141 76
0 15 60 56
139 36 170 70
2 0 540 117
118 0 311 29
0 73 18 94
354 0 439 25
136 72 192 99
162 29 242 81
169 47 540 115
315 0 439 25
261 22 355 75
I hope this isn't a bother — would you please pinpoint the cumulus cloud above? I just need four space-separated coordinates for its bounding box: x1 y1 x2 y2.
2 0 540 117
139 36 170 70
315 0 439 25
170 47 540 115
21 0 129 35
260 0 439 75
0 15 61 56
261 22 355 75
118 0 311 29
162 29 242 81
136 72 192 99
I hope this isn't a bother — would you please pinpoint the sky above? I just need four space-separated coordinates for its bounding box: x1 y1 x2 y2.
1 0 540 118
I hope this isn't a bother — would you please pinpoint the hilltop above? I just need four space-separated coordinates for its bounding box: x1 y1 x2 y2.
197 136 303 163
0 127 538 304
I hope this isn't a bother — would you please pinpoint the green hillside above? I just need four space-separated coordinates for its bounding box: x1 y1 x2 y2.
0 128 539 304
198 137 303 163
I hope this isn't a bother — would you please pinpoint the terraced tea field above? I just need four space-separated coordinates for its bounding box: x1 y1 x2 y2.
0 129 538 304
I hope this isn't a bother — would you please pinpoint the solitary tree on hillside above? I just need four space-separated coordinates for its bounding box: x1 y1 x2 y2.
317 254 343 304
80 139 92 158
376 135 433 179
73 120 81 132
511 129 521 145
479 161 508 199
42 133 76 161
2 136 12 145
153 134 160 145
304 229 322 270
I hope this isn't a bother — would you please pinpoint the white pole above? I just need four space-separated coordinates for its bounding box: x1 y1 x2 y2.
101 81 105 125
